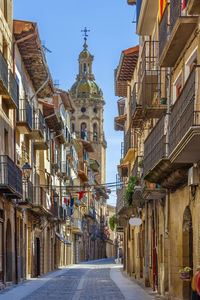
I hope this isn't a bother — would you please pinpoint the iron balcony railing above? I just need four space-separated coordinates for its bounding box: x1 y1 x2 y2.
124 126 137 157
159 4 169 60
9 70 19 108
33 110 44 135
169 67 199 155
0 51 8 91
23 180 33 202
144 114 166 176
0 155 22 197
17 99 33 129
130 83 138 120
170 0 183 34
71 217 82 231
131 156 142 178
116 187 126 214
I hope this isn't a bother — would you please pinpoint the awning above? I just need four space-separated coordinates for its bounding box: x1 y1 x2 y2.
55 232 71 245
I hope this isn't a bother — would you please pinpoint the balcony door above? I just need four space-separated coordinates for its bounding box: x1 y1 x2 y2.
6 219 12 282
182 206 193 299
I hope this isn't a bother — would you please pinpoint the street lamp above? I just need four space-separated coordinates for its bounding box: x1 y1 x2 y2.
22 162 32 180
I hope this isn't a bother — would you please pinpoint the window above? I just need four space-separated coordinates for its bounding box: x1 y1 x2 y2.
71 123 75 133
173 71 183 103
4 129 8 156
93 123 98 141
93 107 97 113
81 123 87 140
81 107 86 113
83 63 87 74
185 48 197 81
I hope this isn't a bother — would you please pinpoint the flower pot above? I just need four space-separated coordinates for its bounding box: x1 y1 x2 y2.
180 273 190 279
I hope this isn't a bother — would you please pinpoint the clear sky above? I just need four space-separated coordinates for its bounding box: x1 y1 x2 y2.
14 0 138 206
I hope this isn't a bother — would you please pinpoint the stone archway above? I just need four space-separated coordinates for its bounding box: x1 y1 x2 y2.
6 219 12 282
182 206 193 299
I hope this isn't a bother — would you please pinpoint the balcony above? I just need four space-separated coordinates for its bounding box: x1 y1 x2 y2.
0 155 22 198
0 51 8 96
159 1 198 67
34 123 49 150
8 70 19 109
32 187 52 215
16 100 33 134
56 128 67 144
169 66 200 164
129 83 143 128
18 180 33 208
136 0 159 35
142 180 166 200
116 187 129 215
124 126 137 162
138 41 167 119
187 0 200 15
71 217 82 233
60 161 70 179
78 161 88 182
29 110 44 140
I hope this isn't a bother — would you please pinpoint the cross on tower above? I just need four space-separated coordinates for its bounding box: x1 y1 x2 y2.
81 27 90 39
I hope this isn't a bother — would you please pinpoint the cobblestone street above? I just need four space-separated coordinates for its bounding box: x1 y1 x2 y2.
0 259 154 300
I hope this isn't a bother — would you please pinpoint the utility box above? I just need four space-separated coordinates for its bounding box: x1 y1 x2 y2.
188 166 199 186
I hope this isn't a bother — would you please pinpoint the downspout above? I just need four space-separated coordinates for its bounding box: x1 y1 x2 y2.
145 201 149 286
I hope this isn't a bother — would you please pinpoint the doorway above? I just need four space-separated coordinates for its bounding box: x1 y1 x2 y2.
6 219 12 282
35 238 40 277
182 206 193 299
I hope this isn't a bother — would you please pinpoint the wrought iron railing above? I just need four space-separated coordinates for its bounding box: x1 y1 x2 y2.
170 0 182 34
17 100 33 129
9 70 19 108
33 110 44 135
130 83 139 120
124 126 136 157
144 114 166 176
71 217 82 231
0 51 8 91
169 67 199 154
116 187 126 214
23 180 33 202
159 5 169 60
0 155 22 196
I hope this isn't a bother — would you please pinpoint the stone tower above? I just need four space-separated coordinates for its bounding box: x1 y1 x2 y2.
69 36 106 184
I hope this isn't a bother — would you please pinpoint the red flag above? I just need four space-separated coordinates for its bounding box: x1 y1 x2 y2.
182 0 188 10
76 191 87 201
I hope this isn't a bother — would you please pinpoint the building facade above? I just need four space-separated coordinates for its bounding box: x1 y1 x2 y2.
115 0 200 299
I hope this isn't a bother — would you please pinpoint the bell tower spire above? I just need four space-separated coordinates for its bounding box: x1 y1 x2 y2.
77 27 94 81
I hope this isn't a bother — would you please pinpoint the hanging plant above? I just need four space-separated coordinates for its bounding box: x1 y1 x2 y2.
109 215 117 231
125 176 138 206
138 159 144 168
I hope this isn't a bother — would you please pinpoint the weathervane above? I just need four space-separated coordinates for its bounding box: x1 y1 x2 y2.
81 27 90 48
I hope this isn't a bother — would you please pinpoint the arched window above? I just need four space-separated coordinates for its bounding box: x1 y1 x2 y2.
93 123 98 141
83 63 87 74
81 123 87 140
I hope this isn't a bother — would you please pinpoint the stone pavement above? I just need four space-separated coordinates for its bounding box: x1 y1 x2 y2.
0 258 154 300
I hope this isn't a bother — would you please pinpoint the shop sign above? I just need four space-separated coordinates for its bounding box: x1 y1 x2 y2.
129 218 142 226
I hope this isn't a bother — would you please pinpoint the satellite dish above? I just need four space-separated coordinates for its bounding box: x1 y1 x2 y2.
129 218 142 226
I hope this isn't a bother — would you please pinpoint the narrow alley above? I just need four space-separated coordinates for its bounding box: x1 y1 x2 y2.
0 259 154 300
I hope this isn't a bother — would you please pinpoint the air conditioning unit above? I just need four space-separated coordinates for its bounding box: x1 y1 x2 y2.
188 166 199 186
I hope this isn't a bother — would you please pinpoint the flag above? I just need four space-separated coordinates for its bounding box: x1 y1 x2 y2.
182 0 188 10
76 191 88 201
159 0 168 22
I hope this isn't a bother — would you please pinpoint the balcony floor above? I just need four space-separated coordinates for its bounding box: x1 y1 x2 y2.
169 126 200 164
159 16 198 67
16 122 32 134
187 0 200 15
34 140 49 150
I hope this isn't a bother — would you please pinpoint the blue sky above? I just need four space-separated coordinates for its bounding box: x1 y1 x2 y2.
14 0 138 205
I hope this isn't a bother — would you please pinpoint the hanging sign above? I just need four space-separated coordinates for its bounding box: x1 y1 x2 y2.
129 218 142 226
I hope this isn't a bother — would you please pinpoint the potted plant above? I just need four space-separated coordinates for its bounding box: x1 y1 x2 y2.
179 267 192 279
125 176 137 206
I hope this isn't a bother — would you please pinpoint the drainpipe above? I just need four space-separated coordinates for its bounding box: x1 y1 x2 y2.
144 201 149 286
166 68 171 157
